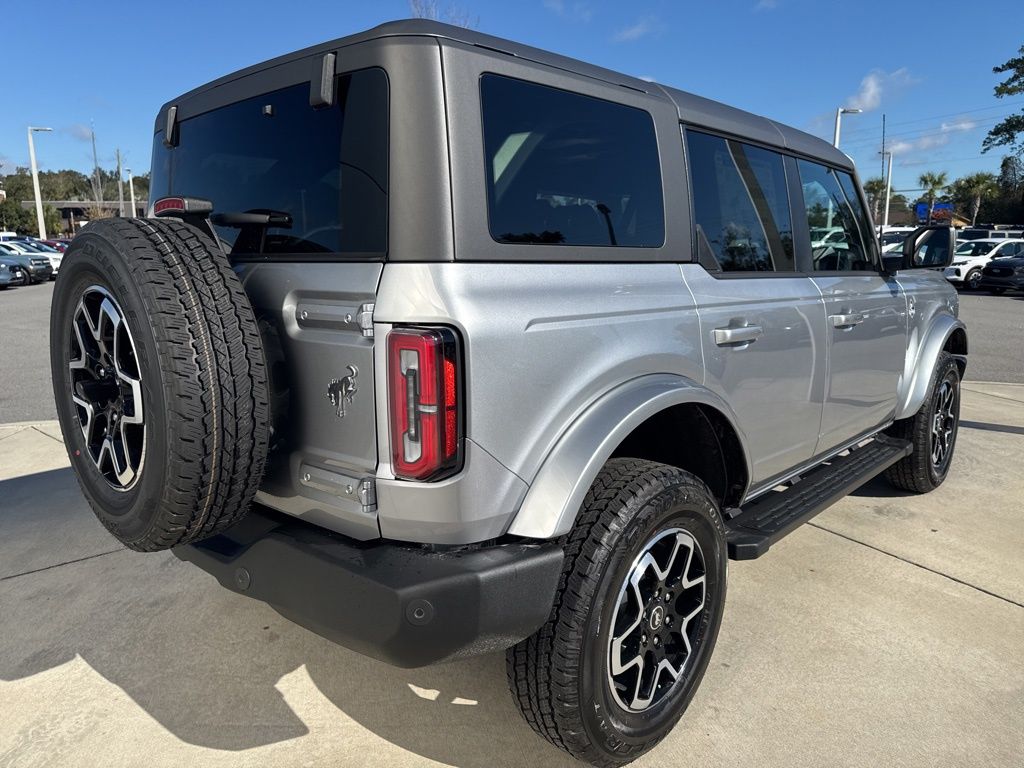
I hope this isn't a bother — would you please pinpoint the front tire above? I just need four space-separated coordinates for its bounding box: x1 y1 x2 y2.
964 268 982 290
507 459 727 767
989 287 1006 295
884 352 960 493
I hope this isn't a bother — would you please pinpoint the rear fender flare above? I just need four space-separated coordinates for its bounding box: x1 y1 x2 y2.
506 374 751 540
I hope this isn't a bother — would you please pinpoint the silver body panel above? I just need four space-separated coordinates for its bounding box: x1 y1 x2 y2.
151 21 966 544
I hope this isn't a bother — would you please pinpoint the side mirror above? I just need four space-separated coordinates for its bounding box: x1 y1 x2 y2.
900 225 955 270
881 254 904 275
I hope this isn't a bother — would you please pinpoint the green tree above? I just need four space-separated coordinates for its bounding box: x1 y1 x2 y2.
918 171 949 224
948 172 1000 225
983 45 1024 156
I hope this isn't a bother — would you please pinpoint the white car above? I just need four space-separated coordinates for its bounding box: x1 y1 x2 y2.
944 238 1024 290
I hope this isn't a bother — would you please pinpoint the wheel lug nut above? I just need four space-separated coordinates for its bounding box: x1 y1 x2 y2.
641 634 647 644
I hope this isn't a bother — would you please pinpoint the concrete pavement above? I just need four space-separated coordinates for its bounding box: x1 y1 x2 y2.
1 386 1023 768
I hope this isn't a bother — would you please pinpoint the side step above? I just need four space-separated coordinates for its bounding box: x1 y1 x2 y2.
724 435 912 561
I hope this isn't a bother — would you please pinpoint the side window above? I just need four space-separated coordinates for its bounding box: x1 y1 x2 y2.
480 74 664 247
686 130 795 272
798 160 877 272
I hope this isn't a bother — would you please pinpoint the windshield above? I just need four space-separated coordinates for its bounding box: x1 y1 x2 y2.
955 241 996 256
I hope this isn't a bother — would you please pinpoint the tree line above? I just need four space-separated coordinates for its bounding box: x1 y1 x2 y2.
0 166 150 235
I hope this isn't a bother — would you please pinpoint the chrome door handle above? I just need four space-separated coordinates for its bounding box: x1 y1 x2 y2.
714 325 764 346
830 312 866 329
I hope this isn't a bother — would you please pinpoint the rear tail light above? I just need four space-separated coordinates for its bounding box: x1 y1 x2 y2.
387 327 463 481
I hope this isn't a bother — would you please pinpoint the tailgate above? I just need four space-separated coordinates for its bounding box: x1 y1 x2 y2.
237 261 383 539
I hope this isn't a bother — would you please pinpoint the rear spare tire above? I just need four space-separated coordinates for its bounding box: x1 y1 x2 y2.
50 217 269 551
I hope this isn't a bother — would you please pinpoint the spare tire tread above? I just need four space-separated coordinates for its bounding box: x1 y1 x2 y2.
61 217 269 551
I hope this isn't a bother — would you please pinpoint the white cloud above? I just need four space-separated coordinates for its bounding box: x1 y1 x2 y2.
613 15 659 42
887 118 978 156
754 0 778 10
940 119 976 133
845 68 916 112
543 0 592 22
64 123 94 142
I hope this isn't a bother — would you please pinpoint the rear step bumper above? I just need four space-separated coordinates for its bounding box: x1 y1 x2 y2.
174 507 563 668
725 435 912 560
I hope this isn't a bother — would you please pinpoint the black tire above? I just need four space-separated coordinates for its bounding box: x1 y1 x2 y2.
507 458 727 767
963 268 982 290
884 352 960 494
50 217 270 551
988 287 1006 295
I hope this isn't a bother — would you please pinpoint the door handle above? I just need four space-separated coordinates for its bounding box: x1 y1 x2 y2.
830 312 866 329
714 324 764 346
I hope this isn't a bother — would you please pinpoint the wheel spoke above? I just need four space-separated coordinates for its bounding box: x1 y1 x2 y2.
608 527 707 713
67 286 146 491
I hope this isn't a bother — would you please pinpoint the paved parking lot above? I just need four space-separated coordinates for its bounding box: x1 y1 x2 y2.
1 279 1023 767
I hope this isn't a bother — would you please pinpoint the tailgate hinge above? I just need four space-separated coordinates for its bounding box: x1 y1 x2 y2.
357 303 375 337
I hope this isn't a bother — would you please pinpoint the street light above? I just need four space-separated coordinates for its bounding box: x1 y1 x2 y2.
126 168 137 217
27 126 53 239
833 107 862 148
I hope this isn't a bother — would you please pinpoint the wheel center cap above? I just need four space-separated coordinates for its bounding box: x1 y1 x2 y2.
648 605 664 632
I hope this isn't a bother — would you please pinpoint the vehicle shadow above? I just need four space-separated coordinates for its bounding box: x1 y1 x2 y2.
849 474 913 499
0 467 575 766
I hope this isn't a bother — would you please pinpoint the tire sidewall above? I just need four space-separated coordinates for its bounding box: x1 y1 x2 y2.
964 269 981 290
50 231 170 545
926 358 960 486
579 478 727 753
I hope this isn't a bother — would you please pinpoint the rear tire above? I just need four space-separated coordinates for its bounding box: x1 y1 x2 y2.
507 459 727 767
50 217 270 551
884 352 960 494
988 287 1006 295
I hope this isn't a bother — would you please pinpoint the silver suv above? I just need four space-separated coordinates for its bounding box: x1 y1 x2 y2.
49 20 966 767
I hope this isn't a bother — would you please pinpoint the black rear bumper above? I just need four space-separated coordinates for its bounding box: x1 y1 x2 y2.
173 507 563 668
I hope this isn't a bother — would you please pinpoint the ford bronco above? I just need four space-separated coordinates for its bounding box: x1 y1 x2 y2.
50 20 966 767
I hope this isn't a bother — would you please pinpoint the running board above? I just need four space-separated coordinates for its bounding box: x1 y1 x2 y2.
725 435 912 561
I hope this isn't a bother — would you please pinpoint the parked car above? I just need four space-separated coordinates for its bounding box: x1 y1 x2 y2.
48 20 965 767
979 253 1024 294
41 239 71 252
960 227 1024 241
11 238 63 275
0 256 28 288
0 242 53 283
944 238 1024 290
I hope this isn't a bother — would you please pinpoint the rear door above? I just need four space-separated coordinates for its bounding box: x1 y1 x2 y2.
795 160 906 455
149 54 390 538
682 130 827 487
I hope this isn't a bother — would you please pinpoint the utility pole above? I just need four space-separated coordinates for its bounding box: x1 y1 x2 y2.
116 149 125 218
91 122 103 204
27 126 53 239
126 168 136 217
882 152 894 230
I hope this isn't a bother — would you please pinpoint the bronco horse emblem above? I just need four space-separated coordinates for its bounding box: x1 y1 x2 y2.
327 365 359 418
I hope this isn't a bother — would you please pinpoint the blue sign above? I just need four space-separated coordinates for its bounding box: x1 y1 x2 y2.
915 202 954 223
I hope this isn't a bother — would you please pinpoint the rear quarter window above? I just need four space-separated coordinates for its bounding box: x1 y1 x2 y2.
150 67 388 259
480 73 664 248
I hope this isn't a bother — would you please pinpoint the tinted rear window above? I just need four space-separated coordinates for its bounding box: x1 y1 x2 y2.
480 74 664 248
150 68 388 258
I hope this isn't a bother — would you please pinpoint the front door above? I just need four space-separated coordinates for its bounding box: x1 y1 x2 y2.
795 159 907 455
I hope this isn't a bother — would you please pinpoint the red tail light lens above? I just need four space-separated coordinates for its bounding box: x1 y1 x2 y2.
387 327 463 481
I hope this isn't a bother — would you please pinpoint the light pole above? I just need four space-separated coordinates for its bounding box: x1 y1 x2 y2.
27 126 53 239
833 107 862 148
126 168 137 217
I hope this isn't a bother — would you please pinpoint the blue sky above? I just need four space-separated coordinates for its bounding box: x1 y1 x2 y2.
2 0 1022 197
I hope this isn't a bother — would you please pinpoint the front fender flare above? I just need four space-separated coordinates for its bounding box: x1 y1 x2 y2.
506 374 751 540
895 315 967 420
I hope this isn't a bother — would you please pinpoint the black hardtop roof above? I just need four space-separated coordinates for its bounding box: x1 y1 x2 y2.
159 18 851 170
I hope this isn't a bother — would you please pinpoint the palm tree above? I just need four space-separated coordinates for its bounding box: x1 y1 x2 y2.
862 177 887 221
918 171 949 224
959 172 999 225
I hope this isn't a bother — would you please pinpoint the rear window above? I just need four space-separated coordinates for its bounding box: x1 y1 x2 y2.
480 74 664 248
150 68 388 259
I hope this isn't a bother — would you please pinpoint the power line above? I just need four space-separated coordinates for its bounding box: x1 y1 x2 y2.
838 99 1024 138
840 115 1010 150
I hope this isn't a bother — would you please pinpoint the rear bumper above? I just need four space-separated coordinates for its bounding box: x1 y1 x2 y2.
173 506 563 667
